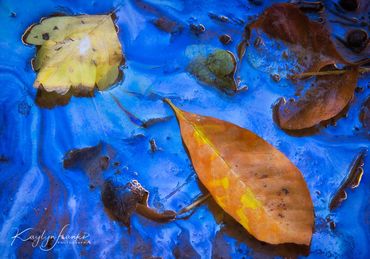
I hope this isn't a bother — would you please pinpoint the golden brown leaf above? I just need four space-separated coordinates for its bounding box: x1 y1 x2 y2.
165 99 314 245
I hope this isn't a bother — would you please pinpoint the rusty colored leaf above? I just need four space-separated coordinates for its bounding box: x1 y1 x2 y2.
165 99 314 245
273 69 359 132
243 3 365 133
247 3 350 72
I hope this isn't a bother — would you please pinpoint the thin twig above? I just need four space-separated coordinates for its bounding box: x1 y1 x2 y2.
177 193 211 215
110 93 144 127
291 67 370 79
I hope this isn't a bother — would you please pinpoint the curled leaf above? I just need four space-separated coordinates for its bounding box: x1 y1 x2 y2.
23 14 124 96
102 177 176 226
273 69 359 132
165 99 314 245
329 149 366 211
188 49 237 93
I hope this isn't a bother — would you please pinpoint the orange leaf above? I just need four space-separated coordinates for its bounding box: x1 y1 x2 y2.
165 99 314 245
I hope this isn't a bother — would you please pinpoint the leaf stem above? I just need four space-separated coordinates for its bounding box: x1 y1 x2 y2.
291 67 370 79
177 193 211 215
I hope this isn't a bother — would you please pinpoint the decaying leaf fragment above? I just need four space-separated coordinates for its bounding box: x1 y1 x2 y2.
273 68 359 131
329 149 366 211
102 177 176 226
23 14 124 96
165 99 314 245
246 3 350 73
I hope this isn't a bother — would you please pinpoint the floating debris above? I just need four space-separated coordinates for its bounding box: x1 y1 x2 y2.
102 177 176 227
142 116 172 128
190 23 206 35
153 16 183 34
219 34 232 45
149 139 158 152
208 13 229 23
271 73 281 82
329 149 367 211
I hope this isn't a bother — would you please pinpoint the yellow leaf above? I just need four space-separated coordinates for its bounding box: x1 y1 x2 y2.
23 14 123 95
165 99 314 245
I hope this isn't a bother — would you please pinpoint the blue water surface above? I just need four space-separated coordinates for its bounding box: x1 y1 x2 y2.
0 0 369 258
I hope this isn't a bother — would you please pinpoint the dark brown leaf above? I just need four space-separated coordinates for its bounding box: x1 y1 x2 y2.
247 3 351 72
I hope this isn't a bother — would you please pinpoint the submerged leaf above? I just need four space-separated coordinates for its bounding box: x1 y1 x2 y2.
165 99 314 245
359 97 370 130
188 49 237 92
247 3 350 73
242 3 365 134
273 69 359 132
23 14 124 95
63 142 110 188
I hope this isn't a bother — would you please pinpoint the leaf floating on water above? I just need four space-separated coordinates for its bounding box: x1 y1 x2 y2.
165 99 314 245
23 14 124 98
246 3 351 72
329 149 367 211
188 49 237 93
102 177 176 226
273 68 359 132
